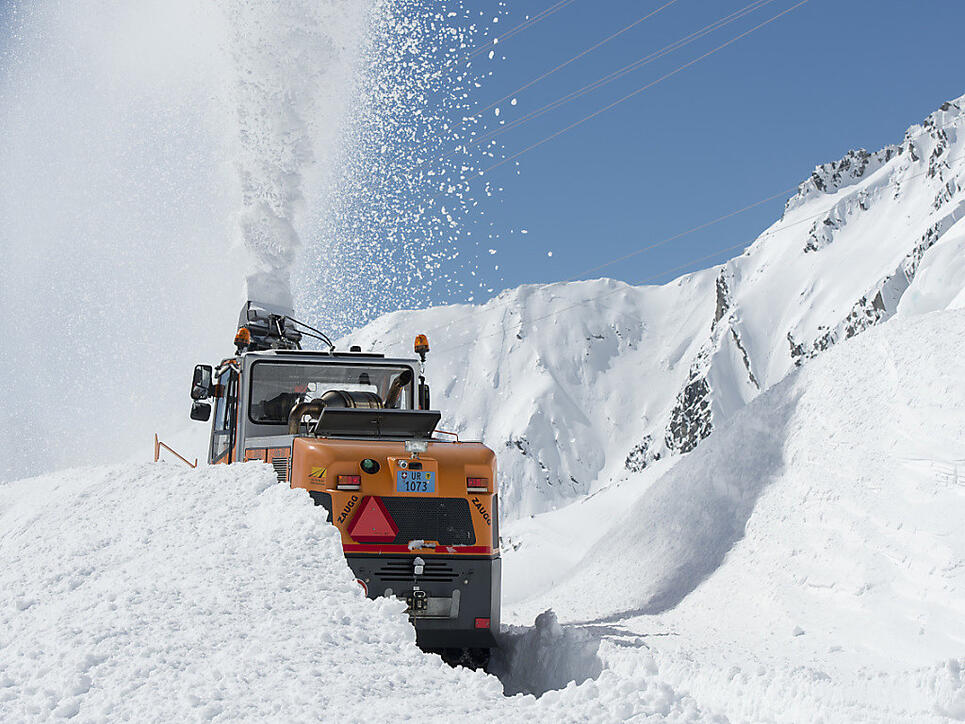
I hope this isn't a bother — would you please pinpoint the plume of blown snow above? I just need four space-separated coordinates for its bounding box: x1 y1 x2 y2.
295 0 510 334
219 0 373 310
0 0 243 481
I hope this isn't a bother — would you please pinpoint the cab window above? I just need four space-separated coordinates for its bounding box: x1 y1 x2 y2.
210 368 238 463
249 361 413 426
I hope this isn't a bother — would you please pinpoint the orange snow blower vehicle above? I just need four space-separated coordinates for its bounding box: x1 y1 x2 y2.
189 301 500 666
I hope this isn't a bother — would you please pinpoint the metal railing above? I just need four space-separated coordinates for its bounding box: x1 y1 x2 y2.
153 433 198 468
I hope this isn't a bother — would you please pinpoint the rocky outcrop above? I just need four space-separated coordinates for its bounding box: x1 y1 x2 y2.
786 147 898 215
791 201 964 366
625 434 659 473
665 369 713 455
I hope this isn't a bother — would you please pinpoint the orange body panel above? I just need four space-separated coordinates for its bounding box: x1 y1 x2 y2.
289 436 497 556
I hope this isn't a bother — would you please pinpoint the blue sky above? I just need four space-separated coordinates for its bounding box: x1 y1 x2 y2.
458 0 965 296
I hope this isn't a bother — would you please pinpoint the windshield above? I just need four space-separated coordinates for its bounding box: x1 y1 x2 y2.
249 361 414 425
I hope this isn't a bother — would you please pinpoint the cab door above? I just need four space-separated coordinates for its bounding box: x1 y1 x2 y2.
209 367 239 464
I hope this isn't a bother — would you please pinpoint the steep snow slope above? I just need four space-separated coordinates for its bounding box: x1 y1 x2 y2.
0 463 717 722
898 214 965 316
348 94 965 520
505 309 965 721
349 276 716 518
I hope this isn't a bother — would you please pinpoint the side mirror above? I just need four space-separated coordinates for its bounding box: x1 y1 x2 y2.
191 365 213 400
419 384 430 410
190 401 211 422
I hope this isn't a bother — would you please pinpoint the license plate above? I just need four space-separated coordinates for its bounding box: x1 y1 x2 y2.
396 470 435 493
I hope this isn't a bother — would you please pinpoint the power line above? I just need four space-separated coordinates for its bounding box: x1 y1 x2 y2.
483 0 811 174
476 0 682 116
403 0 814 309
466 0 579 60
464 0 776 154
566 185 798 281
420 0 784 196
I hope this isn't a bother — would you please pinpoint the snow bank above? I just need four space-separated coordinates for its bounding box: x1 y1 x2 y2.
507 309 965 721
522 308 965 639
899 215 965 316
0 462 715 721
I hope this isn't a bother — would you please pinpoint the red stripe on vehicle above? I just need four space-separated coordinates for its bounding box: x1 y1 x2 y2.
341 544 492 554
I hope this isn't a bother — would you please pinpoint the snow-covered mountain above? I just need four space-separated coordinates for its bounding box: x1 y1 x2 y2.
349 93 965 519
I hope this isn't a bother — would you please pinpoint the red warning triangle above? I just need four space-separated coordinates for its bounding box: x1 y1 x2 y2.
348 496 399 543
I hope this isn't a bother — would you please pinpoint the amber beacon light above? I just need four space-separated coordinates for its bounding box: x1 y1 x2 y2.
414 334 429 355
234 327 251 349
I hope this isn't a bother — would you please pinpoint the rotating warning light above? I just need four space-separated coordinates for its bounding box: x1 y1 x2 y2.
414 334 429 355
348 496 398 543
234 327 251 348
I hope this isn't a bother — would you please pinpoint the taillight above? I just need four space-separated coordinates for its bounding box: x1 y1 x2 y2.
337 474 361 490
474 617 490 629
467 477 488 493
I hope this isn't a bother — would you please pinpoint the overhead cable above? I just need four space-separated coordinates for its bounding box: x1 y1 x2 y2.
476 0 682 116
483 0 811 174
467 0 579 60
465 0 778 154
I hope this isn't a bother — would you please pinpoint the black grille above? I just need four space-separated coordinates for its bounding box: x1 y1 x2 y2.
270 457 289 484
381 497 475 546
375 559 458 583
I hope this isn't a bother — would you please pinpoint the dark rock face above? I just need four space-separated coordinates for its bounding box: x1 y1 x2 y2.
805 291 890 361
508 436 553 485
714 272 730 325
731 328 759 390
791 206 962 367
787 147 897 215
665 370 713 455
625 434 660 473
804 216 838 253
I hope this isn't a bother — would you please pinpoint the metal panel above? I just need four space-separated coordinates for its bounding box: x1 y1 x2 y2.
269 456 289 484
